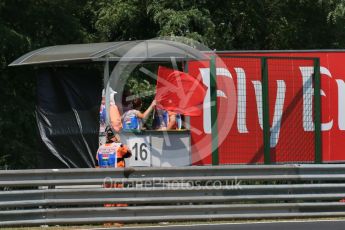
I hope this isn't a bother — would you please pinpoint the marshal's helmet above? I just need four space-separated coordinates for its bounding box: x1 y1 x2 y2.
105 126 121 143
105 126 115 139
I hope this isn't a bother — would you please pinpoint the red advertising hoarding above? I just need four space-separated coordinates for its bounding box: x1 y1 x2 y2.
188 51 345 165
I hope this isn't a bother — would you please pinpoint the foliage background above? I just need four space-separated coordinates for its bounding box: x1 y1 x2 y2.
1 0 345 169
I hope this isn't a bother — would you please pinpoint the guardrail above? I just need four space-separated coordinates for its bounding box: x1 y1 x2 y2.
1 164 345 227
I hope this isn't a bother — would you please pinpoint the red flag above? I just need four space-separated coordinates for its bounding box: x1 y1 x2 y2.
155 66 207 116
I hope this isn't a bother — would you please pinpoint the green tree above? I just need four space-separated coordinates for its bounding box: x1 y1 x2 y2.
94 0 158 41
93 0 215 45
327 0 345 47
208 0 343 50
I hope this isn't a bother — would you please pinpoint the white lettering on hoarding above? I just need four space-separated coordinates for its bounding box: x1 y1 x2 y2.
252 81 263 129
336 79 345 130
199 65 345 148
299 66 314 131
270 80 286 148
299 66 333 131
320 67 334 131
199 68 232 134
235 68 249 133
252 80 286 147
201 67 286 147
199 68 211 134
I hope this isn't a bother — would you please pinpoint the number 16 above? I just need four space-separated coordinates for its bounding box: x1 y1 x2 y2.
132 143 148 161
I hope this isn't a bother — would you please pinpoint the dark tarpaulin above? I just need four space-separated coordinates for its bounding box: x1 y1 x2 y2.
36 67 102 168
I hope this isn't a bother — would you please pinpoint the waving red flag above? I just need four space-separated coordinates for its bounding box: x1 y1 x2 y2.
155 66 207 116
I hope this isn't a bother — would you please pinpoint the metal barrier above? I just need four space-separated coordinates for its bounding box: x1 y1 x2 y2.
1 164 345 227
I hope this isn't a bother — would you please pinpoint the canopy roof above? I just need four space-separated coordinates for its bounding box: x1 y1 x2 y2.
9 40 208 66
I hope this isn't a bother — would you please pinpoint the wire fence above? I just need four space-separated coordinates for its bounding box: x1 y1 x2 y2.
267 58 316 163
213 56 321 164
216 57 264 164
